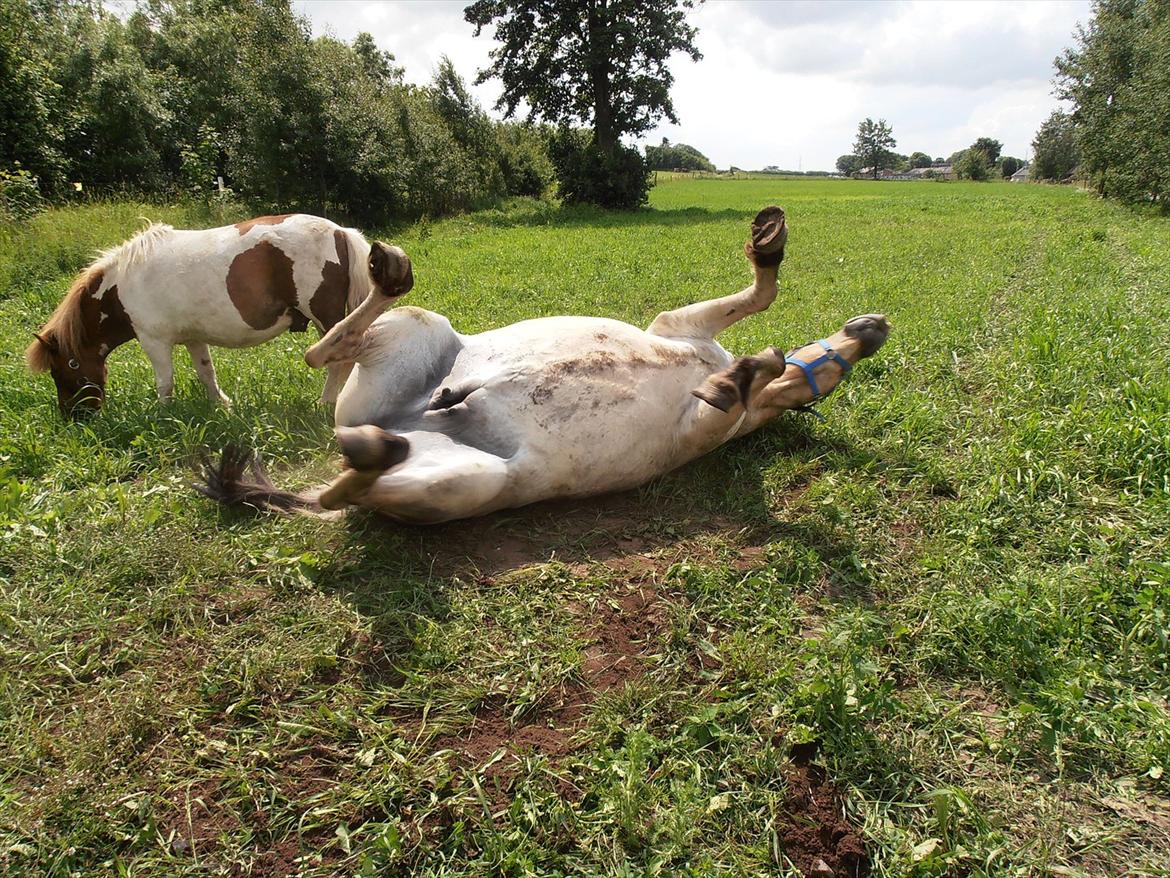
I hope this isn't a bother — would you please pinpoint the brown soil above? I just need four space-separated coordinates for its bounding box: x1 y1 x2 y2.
158 749 342 876
779 761 871 877
380 485 773 579
430 585 671 782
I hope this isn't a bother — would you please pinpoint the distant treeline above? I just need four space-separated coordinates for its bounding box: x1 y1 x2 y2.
0 0 553 223
758 169 835 177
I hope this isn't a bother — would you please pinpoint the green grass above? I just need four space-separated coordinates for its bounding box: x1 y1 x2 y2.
1 180 1168 877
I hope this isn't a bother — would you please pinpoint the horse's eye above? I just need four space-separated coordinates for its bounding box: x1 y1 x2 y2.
68 358 80 370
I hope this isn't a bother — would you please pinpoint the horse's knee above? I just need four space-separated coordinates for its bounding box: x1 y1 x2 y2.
336 425 410 472
692 350 785 412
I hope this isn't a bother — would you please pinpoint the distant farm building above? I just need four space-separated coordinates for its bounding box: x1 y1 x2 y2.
860 165 954 181
1010 164 1030 182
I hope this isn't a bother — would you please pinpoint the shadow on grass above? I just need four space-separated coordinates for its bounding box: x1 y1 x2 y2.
292 413 935 681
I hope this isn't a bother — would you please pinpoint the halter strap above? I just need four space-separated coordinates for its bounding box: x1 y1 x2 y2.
784 339 852 402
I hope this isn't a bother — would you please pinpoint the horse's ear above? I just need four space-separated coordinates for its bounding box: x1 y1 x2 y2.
26 333 56 373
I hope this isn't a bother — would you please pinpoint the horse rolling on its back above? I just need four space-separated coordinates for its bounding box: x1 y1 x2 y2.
25 213 414 417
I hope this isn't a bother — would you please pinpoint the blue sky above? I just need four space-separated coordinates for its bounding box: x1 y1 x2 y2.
296 0 1091 171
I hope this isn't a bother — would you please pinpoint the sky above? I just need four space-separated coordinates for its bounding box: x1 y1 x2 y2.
293 0 1091 172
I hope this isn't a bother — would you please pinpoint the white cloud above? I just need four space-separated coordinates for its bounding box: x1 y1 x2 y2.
293 0 1091 171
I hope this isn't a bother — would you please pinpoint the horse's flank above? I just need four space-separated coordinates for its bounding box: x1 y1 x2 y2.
25 223 174 372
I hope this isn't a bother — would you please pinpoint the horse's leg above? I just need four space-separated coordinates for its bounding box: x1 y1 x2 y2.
185 342 231 406
691 314 892 419
691 348 788 413
320 362 354 406
305 242 413 369
317 426 410 510
139 336 175 401
647 207 786 340
319 427 509 522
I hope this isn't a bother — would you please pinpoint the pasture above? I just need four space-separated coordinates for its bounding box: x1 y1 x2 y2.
1 178 1168 876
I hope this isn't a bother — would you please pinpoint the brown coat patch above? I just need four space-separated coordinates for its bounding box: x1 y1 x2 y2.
693 355 768 412
90 284 136 350
234 214 294 235
225 241 299 330
309 229 350 330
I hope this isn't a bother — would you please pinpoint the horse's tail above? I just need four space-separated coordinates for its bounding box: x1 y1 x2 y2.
193 445 328 516
338 227 373 316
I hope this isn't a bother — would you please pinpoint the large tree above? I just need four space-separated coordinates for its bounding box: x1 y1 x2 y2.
999 156 1024 178
970 137 1003 164
464 0 700 158
1056 0 1170 203
852 118 896 179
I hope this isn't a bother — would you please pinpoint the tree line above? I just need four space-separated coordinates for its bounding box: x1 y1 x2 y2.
1 0 706 220
0 0 557 224
836 119 1025 181
848 0 1170 204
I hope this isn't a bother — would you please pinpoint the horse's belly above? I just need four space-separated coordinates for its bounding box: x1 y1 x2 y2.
344 313 733 506
437 329 726 500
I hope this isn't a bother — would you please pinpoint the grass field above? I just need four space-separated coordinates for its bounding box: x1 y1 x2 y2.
1 178 1168 877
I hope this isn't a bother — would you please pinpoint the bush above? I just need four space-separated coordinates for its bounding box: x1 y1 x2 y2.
0 167 43 220
549 129 650 210
496 124 554 198
954 149 992 181
645 139 714 172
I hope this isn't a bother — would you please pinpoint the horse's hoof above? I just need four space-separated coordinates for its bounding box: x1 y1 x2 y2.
751 206 787 254
369 242 414 296
336 425 410 472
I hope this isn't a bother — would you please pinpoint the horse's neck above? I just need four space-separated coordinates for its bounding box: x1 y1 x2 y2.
84 278 137 355
98 312 136 352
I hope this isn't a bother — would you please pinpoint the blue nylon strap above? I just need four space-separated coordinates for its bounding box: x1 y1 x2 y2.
784 339 852 402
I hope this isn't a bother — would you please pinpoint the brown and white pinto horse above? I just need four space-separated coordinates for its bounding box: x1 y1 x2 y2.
25 214 413 417
197 207 892 524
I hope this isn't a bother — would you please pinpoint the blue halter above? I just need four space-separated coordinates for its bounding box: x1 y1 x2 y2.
785 339 852 421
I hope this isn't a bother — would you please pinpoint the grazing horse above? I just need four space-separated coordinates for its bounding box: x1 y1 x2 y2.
25 214 413 417
197 207 890 523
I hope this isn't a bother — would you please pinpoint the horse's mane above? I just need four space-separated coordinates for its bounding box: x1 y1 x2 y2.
25 222 174 372
98 221 174 273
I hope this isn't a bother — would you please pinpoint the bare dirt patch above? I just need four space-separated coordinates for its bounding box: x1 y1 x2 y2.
780 764 870 877
376 485 774 579
431 586 673 779
158 749 343 876
779 745 871 878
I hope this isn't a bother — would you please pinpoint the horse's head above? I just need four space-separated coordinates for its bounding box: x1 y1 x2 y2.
305 241 414 368
26 331 107 418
